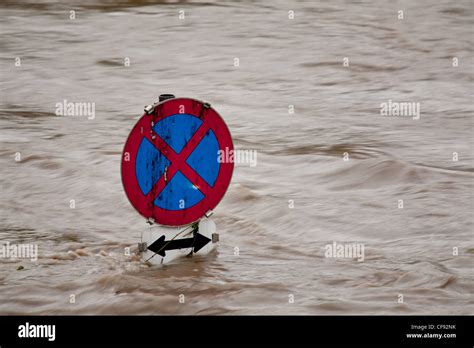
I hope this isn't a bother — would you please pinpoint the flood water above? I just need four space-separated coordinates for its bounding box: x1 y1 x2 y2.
0 0 473 314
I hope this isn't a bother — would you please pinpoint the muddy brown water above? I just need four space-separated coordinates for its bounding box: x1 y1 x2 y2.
0 0 473 314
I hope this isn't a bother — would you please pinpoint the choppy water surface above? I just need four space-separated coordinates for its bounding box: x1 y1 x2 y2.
0 0 473 314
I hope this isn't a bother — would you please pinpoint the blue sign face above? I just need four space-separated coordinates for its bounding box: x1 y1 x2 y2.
135 113 220 211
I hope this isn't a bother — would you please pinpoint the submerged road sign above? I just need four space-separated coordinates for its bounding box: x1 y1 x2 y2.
121 97 234 226
140 217 218 265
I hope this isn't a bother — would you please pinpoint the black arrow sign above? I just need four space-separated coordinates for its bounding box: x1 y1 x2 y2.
147 233 211 257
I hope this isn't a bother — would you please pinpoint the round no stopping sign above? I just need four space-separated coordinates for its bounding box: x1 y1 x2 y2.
121 97 234 226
